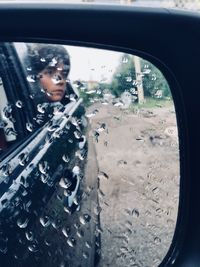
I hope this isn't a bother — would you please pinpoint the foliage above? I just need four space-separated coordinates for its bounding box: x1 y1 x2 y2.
110 54 171 100
75 81 111 107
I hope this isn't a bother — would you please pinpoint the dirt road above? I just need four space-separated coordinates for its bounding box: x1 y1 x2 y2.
87 102 179 267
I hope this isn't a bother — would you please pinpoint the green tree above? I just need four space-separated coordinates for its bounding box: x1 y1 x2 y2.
110 54 136 97
110 54 171 99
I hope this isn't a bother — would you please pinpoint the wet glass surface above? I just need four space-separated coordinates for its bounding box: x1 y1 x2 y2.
0 42 179 267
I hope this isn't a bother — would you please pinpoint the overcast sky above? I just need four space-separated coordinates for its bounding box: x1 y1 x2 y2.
65 45 122 83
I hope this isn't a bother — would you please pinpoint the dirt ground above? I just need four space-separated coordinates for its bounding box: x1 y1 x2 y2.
87 102 179 267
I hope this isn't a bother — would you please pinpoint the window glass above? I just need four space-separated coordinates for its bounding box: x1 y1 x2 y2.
0 42 179 267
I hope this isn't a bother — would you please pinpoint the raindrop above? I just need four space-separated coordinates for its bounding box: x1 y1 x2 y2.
126 76 132 82
40 173 50 184
51 75 61 85
72 166 80 176
39 215 51 227
74 130 82 139
37 103 48 114
96 123 106 133
122 56 128 64
59 177 72 189
167 219 174 227
5 127 17 136
77 229 84 238
49 57 58 66
86 90 96 95
83 252 89 259
27 75 36 83
132 209 139 218
152 187 159 194
2 104 12 120
28 242 38 253
79 214 91 225
26 122 33 132
40 57 46 62
114 101 124 107
26 66 32 71
0 238 7 254
62 227 70 238
38 161 49 175
94 205 102 216
154 237 161 244
18 153 29 166
86 109 98 118
0 163 11 177
75 150 85 161
151 73 157 81
25 231 34 241
47 121 60 132
67 238 76 248
85 241 91 249
63 206 71 214
15 100 23 108
98 171 109 180
44 238 51 246
17 217 29 228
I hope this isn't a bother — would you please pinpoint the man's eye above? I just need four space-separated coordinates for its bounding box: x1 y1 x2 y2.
62 71 68 78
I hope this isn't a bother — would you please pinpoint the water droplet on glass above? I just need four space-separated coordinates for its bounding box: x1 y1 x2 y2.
2 104 12 120
38 161 49 175
62 154 69 163
85 241 91 249
62 227 70 238
49 57 58 66
126 76 132 82
77 229 84 238
98 171 109 180
79 214 91 225
44 238 51 246
59 177 72 189
40 57 46 62
15 100 23 108
86 109 98 118
18 153 29 166
28 242 38 253
17 217 29 228
72 166 80 176
67 238 76 248
151 73 157 81
75 150 85 161
5 127 17 136
25 231 34 241
27 66 32 71
132 209 139 218
83 252 89 259
94 205 102 216
0 238 7 254
39 215 51 227
122 56 128 64
27 75 36 83
26 122 33 132
154 237 161 244
37 103 48 114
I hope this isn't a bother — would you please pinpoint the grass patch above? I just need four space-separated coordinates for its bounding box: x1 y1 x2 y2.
129 97 173 110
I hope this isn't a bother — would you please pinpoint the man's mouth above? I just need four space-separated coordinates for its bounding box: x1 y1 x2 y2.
46 89 64 96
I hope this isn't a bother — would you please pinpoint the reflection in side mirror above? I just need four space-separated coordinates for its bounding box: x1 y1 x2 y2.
0 42 179 267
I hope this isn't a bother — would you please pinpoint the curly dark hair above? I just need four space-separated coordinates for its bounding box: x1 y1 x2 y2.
25 43 71 76
23 43 77 105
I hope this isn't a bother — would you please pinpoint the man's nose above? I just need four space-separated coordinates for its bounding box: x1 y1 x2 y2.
54 74 65 84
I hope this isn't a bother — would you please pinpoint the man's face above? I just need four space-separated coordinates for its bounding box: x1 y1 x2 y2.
39 63 68 102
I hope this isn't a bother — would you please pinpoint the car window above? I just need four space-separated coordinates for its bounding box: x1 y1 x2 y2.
0 42 179 267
